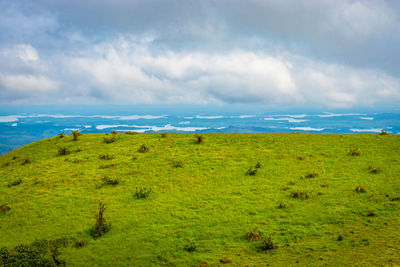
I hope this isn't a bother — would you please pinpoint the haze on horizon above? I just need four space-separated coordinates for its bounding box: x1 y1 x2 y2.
0 0 400 110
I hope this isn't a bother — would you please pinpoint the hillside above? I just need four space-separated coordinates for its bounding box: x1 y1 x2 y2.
0 133 399 266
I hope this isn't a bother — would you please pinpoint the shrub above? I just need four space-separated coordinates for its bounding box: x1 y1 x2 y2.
259 235 275 250
99 154 113 160
297 156 305 160
58 147 70 156
138 144 149 153
291 191 310 200
125 131 138 135
184 240 196 252
134 187 152 199
21 158 31 165
7 178 22 188
2 162 10 167
390 196 400 201
72 130 81 141
90 202 111 239
378 130 389 135
99 163 115 169
368 166 382 174
247 230 261 242
0 204 11 213
337 235 344 241
246 168 257 176
103 135 116 143
58 132 65 138
111 130 118 135
73 239 86 248
102 176 119 186
349 147 361 156
304 172 318 178
255 162 261 169
160 133 168 138
355 185 366 193
278 202 286 209
172 160 184 168
194 135 204 144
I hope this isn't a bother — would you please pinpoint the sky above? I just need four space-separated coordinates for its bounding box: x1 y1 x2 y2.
0 0 399 109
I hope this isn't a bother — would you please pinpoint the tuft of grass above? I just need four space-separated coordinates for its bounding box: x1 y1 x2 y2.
89 202 111 239
160 133 168 138
99 154 113 160
390 196 400 201
378 130 389 135
291 191 310 200
194 135 204 144
349 147 362 156
259 235 275 251
103 135 116 143
21 158 31 165
134 187 152 199
125 131 138 135
73 239 86 248
101 176 119 186
337 235 344 241
304 172 318 178
58 131 65 138
297 155 305 160
368 166 382 174
172 160 184 168
7 178 22 188
184 240 196 252
138 144 149 153
355 185 366 193
58 147 70 156
246 167 257 176
247 230 262 242
0 204 11 213
99 163 115 169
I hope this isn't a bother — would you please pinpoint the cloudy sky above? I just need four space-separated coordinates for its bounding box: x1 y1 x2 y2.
0 0 399 109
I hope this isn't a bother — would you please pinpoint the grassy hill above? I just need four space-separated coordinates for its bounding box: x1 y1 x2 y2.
0 132 399 266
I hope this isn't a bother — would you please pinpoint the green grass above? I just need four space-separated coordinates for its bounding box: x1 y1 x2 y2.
0 133 399 266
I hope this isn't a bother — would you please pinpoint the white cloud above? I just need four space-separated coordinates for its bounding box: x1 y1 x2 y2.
0 74 58 92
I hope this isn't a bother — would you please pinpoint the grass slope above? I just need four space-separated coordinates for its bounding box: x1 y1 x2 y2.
0 133 399 266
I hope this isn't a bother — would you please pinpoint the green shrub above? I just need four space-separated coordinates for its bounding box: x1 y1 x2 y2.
255 162 261 169
349 147 361 156
73 239 86 248
58 147 70 156
259 235 275 250
172 160 184 168
378 130 389 135
99 163 115 169
184 240 196 252
99 154 113 160
21 158 31 165
111 130 118 135
125 131 138 135
58 132 65 138
337 235 344 241
246 168 257 176
160 133 168 138
368 166 382 174
390 196 400 201
355 185 366 193
304 172 318 178
72 130 81 141
138 144 149 153
194 135 204 144
7 178 22 188
291 191 310 200
134 187 152 199
103 135 116 143
102 176 119 186
90 202 111 239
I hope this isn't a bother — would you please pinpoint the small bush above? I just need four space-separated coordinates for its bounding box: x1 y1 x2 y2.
111 130 118 135
355 185 366 193
138 144 149 153
278 202 286 209
378 130 389 135
58 132 65 138
366 212 375 217
194 135 204 144
99 163 115 169
255 162 261 168
390 196 400 201
73 239 86 248
247 230 262 242
0 204 11 213
368 166 382 174
184 240 196 252
90 202 111 239
58 147 70 156
7 178 22 188
21 158 31 165
246 168 257 176
12 156 18 160
337 235 344 241
72 130 81 141
259 235 275 250
2 162 10 167
103 135 116 143
172 160 184 168
297 156 305 160
102 176 119 186
291 191 310 200
134 187 152 199
99 154 113 160
320 183 329 187
304 172 318 178
125 131 138 135
160 133 168 138
349 147 361 156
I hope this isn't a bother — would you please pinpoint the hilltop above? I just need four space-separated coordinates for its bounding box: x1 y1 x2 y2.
0 132 399 266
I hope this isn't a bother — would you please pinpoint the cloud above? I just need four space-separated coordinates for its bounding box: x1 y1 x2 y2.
0 1 399 108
